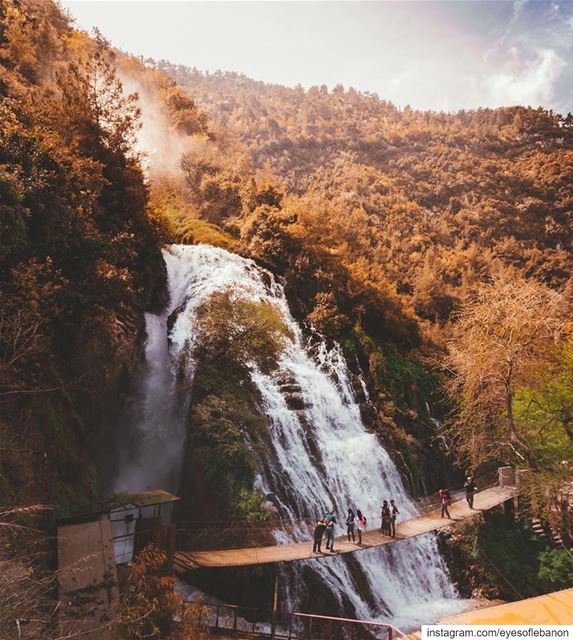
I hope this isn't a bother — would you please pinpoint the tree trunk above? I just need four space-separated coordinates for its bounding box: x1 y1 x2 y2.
505 378 536 469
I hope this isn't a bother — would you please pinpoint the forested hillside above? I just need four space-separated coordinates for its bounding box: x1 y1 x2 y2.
164 65 573 295
2 0 572 551
0 2 180 634
138 62 573 490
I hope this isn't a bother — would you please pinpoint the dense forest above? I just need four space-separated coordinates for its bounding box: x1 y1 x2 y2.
0 2 167 636
1 0 573 638
0 0 165 507
144 60 573 485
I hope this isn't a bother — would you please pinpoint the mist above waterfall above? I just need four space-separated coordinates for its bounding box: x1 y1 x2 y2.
117 68 209 177
117 243 465 629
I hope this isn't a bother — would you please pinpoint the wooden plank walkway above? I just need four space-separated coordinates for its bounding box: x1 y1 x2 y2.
439 587 573 624
175 485 516 571
58 516 119 640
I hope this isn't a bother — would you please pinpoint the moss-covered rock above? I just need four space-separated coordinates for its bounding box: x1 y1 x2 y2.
176 291 292 524
341 325 460 496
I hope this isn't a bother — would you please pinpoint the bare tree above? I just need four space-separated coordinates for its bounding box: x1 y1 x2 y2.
443 270 568 469
0 309 44 370
0 505 55 640
0 309 47 398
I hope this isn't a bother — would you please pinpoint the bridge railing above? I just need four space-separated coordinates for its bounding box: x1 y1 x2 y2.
175 479 498 552
187 601 405 639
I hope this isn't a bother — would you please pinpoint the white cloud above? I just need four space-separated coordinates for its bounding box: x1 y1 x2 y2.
505 0 527 35
485 48 566 106
61 1 572 113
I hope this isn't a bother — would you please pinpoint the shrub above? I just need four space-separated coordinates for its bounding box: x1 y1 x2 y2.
118 545 179 639
194 290 292 374
538 549 573 591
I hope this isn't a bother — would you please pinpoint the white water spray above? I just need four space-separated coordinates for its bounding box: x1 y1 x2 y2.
117 243 465 629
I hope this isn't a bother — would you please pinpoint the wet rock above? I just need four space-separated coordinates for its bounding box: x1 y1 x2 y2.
359 403 378 426
146 257 169 314
349 373 367 403
284 392 307 411
167 304 186 336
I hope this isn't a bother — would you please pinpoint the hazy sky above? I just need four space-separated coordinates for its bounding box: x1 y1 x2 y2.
61 1 573 113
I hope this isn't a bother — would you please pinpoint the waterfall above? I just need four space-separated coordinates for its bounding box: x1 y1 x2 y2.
117 243 465 629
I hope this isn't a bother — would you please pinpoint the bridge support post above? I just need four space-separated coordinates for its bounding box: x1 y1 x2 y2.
498 466 515 487
515 469 533 519
271 573 279 640
503 497 515 518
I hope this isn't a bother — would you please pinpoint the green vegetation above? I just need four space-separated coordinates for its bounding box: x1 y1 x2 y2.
178 292 291 521
339 325 450 493
147 175 237 249
171 216 237 249
0 0 163 505
440 512 561 601
178 363 272 523
194 290 292 374
513 342 573 468
175 292 293 521
233 488 273 524
538 549 573 591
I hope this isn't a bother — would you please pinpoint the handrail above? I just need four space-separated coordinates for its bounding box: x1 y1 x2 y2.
186 600 405 639
173 481 500 552
108 479 501 556
291 611 406 636
175 478 497 529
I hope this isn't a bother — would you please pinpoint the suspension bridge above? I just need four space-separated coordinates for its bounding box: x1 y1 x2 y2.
173 484 518 572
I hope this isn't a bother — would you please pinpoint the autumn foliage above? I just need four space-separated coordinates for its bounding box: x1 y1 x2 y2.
144 65 573 472
445 270 571 469
117 545 180 639
2 0 573 619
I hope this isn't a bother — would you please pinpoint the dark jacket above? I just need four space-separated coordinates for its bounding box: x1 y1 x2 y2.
464 480 477 494
313 521 326 540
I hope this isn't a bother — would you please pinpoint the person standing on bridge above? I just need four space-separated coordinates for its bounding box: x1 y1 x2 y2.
324 510 337 552
438 489 452 520
439 488 451 519
464 476 477 509
390 500 399 537
312 519 327 553
380 500 391 536
356 509 366 545
346 508 355 543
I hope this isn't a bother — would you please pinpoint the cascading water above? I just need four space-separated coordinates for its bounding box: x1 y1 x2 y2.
116 243 465 630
